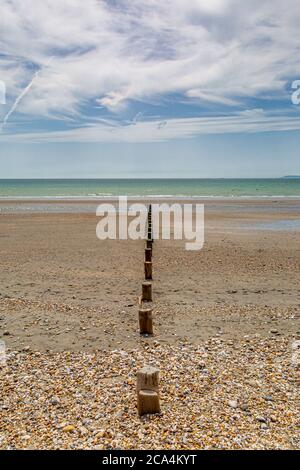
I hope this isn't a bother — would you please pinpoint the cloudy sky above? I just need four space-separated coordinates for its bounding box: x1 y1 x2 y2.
0 0 300 177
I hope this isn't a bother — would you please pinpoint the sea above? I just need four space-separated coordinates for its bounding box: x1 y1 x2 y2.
0 178 300 199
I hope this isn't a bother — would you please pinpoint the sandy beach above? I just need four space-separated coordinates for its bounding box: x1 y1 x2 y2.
0 199 299 449
2 0 300 458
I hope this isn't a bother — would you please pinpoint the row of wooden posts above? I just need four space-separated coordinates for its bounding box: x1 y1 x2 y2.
136 205 161 416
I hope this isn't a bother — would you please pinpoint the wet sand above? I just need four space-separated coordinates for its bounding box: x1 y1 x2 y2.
0 199 299 352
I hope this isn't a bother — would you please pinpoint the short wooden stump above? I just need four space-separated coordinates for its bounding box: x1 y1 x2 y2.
137 366 160 416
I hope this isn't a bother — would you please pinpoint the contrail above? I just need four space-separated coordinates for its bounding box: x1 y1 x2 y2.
1 57 53 130
1 70 40 130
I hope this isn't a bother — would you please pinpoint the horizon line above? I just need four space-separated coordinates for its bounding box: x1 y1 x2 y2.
0 176 299 181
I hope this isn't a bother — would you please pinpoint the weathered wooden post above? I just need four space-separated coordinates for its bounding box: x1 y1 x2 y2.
144 261 152 280
137 366 160 416
145 247 152 262
142 281 152 301
139 307 153 334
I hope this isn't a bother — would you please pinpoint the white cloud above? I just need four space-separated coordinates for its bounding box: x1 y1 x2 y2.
0 0 300 137
186 89 240 106
1 110 300 143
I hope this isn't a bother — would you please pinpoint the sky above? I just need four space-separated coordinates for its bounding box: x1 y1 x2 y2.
0 0 300 178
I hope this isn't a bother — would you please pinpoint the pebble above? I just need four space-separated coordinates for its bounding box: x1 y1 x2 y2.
228 400 238 409
256 416 267 423
50 397 60 405
240 403 249 412
62 425 75 433
0 337 298 450
263 395 273 402
78 426 89 436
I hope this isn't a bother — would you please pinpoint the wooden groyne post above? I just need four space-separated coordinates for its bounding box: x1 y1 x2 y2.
142 281 152 301
145 247 152 262
137 366 160 416
139 307 153 335
144 261 152 280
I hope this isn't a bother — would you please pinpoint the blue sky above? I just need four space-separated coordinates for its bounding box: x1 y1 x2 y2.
0 0 300 177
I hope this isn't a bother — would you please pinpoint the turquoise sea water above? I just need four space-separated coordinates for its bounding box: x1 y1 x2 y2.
0 178 300 198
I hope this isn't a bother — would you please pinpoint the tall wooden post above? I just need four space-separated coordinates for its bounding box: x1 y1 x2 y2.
144 261 152 280
139 307 153 334
142 281 152 301
145 248 152 262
